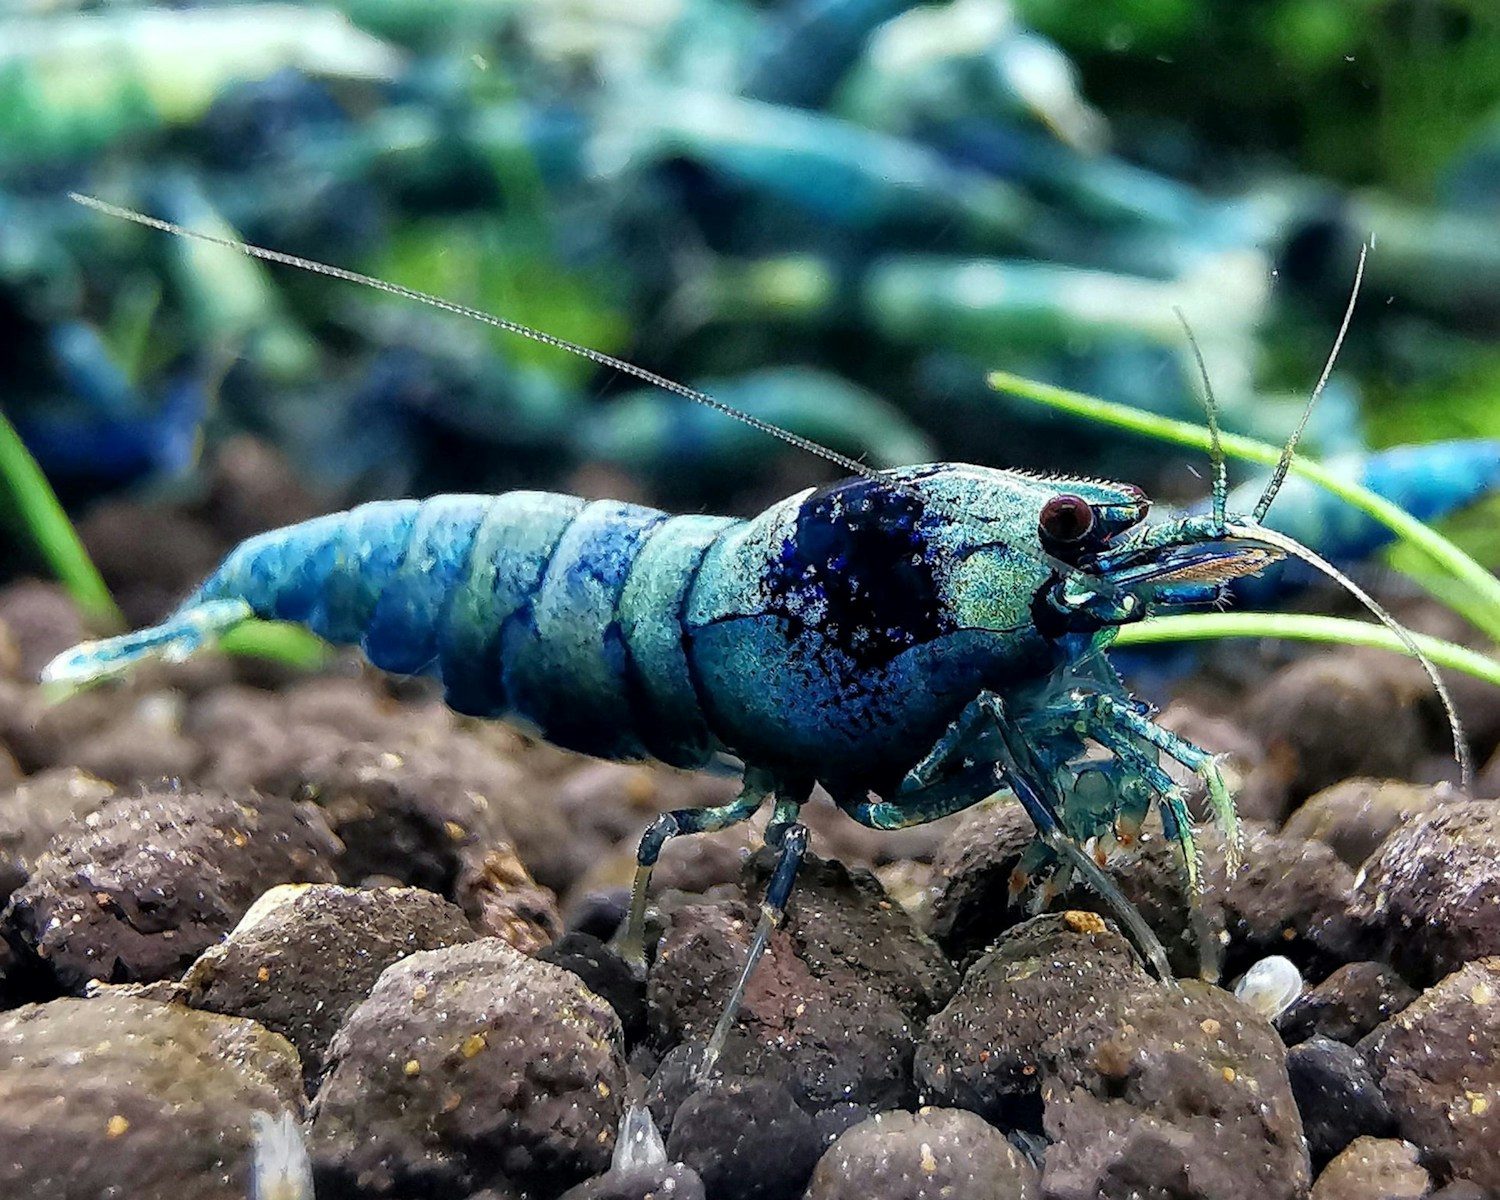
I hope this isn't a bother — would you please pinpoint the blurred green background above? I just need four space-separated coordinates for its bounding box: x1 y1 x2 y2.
3 0 1500 606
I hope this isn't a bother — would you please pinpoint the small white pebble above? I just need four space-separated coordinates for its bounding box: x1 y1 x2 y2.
1233 955 1303 1021
251 1110 313 1200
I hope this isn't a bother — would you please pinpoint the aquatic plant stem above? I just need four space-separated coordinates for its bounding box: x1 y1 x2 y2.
216 621 331 670
1115 611 1500 688
0 409 123 631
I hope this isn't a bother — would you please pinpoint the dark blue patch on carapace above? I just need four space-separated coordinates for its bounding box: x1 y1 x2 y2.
760 477 952 670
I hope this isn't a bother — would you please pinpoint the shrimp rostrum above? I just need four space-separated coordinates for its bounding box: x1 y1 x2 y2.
45 198 1466 1075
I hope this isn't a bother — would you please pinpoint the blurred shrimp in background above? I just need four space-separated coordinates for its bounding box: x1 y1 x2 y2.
3 0 1500 628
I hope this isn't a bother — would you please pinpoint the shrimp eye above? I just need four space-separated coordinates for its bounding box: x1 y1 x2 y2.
1039 494 1095 543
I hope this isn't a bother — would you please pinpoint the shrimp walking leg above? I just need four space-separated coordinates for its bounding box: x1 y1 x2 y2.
980 694 1177 981
700 821 810 1080
614 769 775 973
845 696 1175 980
1076 692 1241 861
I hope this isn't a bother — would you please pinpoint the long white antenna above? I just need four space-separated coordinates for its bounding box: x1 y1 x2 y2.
1173 307 1227 529
66 194 1178 600
1254 242 1368 522
1230 521 1471 790
70 192 880 482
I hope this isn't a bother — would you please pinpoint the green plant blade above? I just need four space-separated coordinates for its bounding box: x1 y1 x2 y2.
988 370 1500 643
1114 611 1500 689
0 408 123 631
215 620 331 670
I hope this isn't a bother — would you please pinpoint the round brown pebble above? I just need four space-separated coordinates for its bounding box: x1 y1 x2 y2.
804 1107 1040 1200
1041 985 1309 1199
0 581 88 680
1278 961 1419 1046
67 697 205 787
923 798 1037 966
1309 1136 1430 1200
916 913 1151 1124
650 855 956 1113
1359 957 1500 1190
1286 1037 1396 1169
1246 653 1431 801
0 673 127 775
296 735 574 902
919 913 1310 1200
1207 825 1373 980
6 787 340 992
181 882 479 1089
1283 778 1457 869
198 434 322 543
310 938 626 1197
665 1075 821 1200
1354 800 1500 984
0 994 304 1199
76 502 225 627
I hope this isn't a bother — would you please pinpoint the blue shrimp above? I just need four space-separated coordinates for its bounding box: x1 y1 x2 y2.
12 321 208 488
614 88 1034 242
45 198 1468 1080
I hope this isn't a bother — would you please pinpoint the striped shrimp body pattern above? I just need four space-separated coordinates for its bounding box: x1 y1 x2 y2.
176 492 731 768
73 468 1077 787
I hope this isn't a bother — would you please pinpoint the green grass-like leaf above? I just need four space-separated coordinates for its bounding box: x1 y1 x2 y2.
0 408 123 631
216 620 332 671
989 369 1500 644
1114 612 1500 689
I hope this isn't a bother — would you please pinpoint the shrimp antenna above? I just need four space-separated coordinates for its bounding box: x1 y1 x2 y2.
1254 242 1367 522
1226 522 1471 790
1180 244 1467 790
1173 307 1227 530
69 192 879 482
